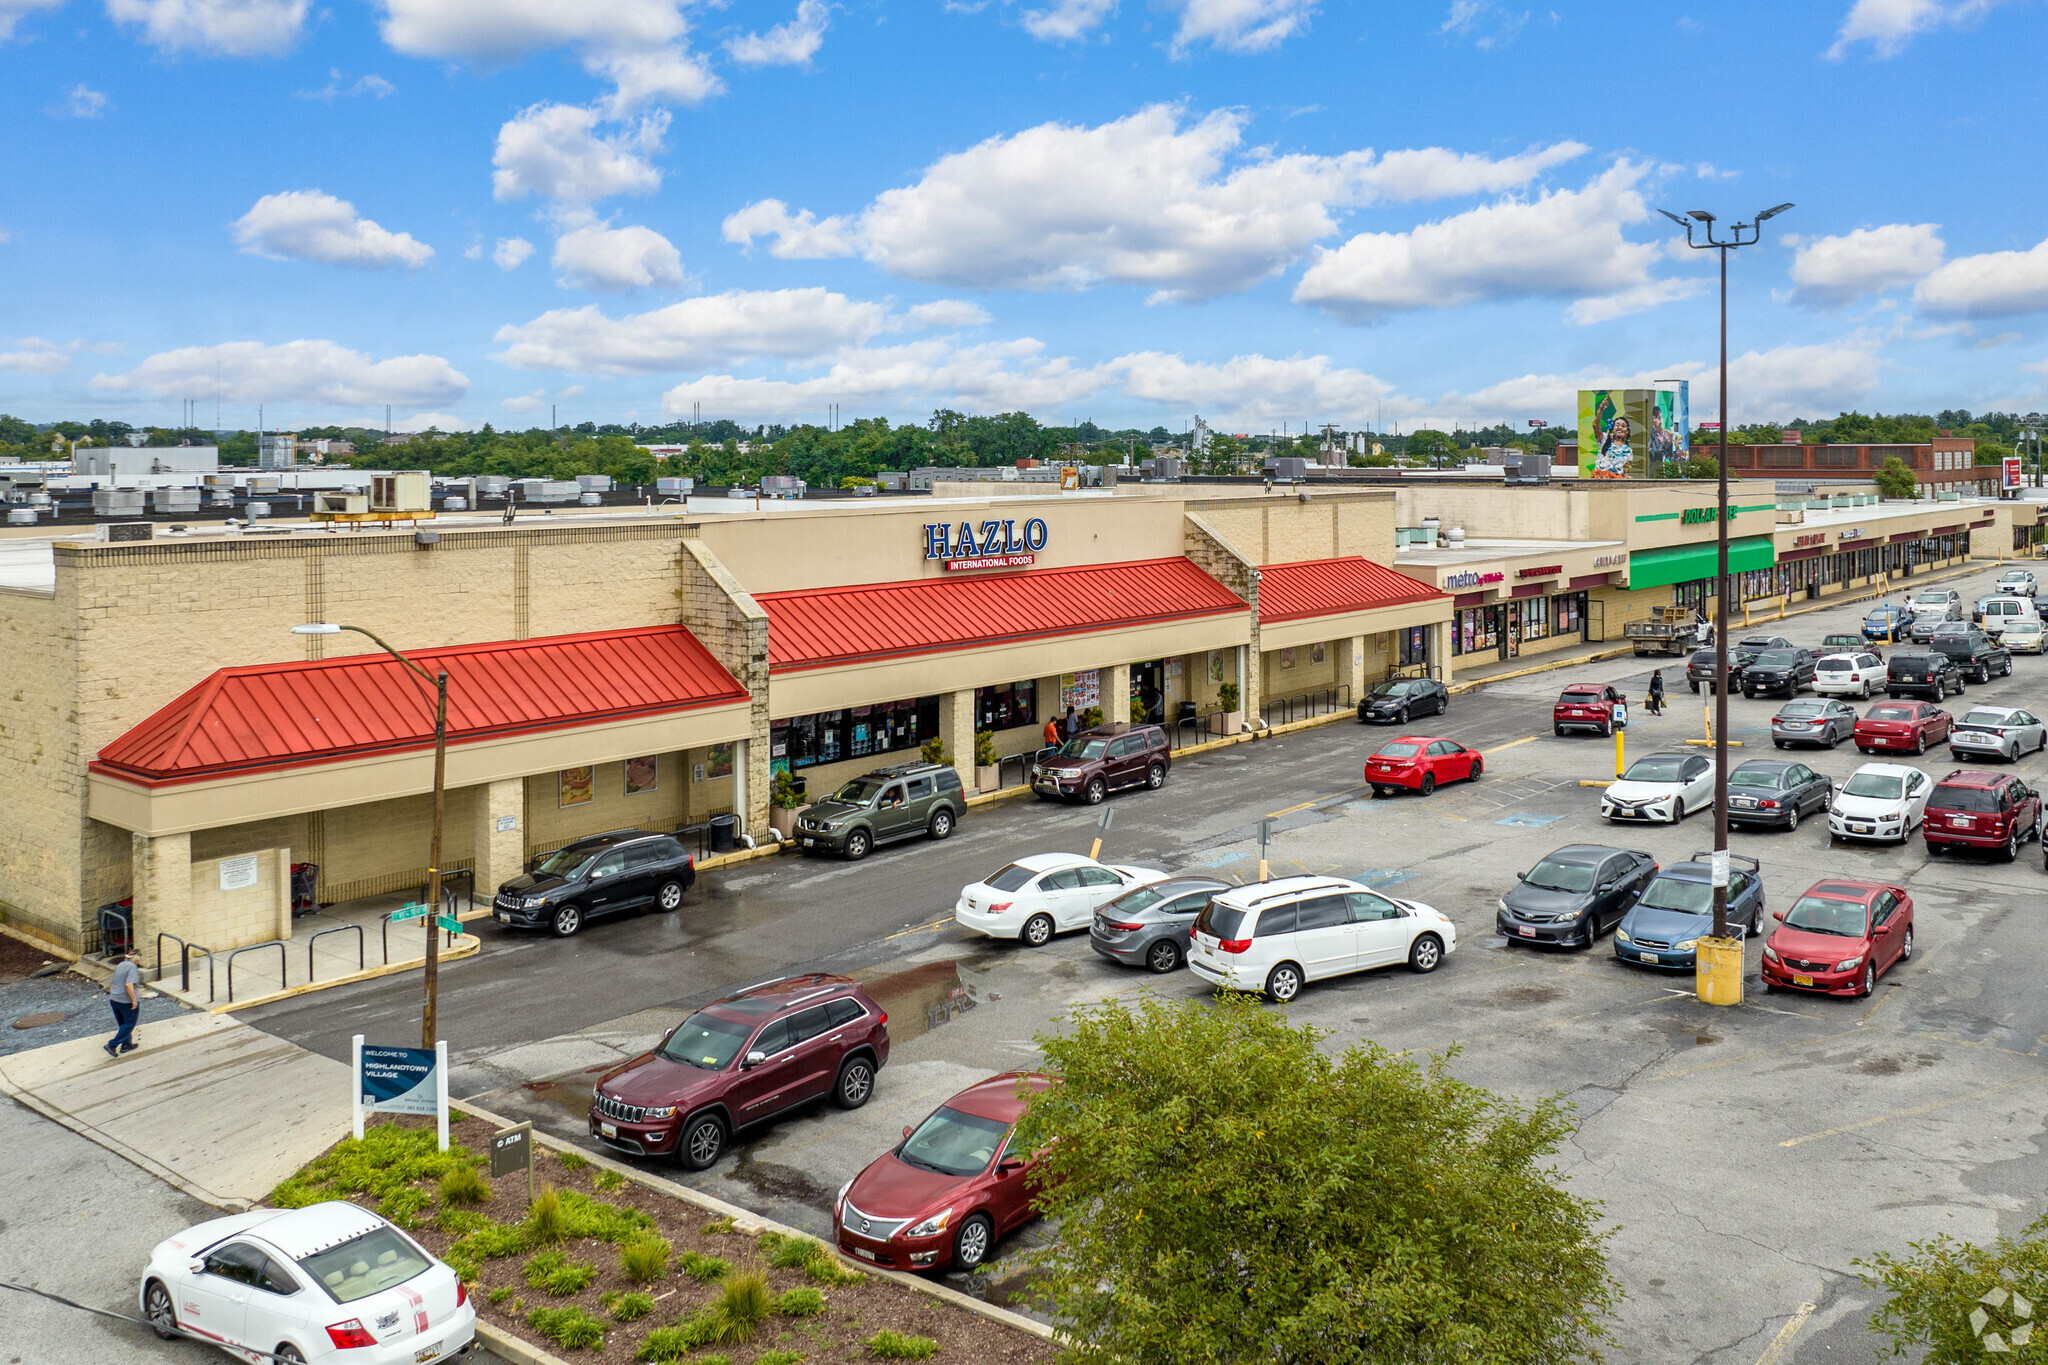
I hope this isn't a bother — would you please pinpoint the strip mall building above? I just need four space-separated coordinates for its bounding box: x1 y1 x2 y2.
0 477 2034 957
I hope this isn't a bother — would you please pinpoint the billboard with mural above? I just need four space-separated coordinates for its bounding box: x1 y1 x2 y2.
1578 383 1690 478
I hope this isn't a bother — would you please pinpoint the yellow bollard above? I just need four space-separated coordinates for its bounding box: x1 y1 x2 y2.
1696 936 1744 1006
1614 721 1625 779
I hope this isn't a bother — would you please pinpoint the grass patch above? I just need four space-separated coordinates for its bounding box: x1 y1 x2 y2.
486 1286 513 1306
634 1326 692 1362
771 1287 825 1317
378 1185 431 1229
523 1249 598 1296
434 1206 490 1236
440 1164 491 1205
594 1168 626 1192
528 1183 568 1244
756 1352 806 1365
620 1235 671 1283
555 1150 590 1171
601 1290 655 1322
448 1216 532 1270
525 1305 605 1350
758 1231 867 1286
561 1188 655 1243
865 1329 939 1360
680 1250 730 1282
702 1216 735 1235
266 1120 478 1209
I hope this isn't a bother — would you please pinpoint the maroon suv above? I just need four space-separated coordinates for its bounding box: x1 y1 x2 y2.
1029 722 1171 804
1923 769 2041 861
590 973 891 1170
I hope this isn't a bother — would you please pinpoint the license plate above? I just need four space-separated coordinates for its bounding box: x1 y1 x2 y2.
494 911 506 922
1952 818 1969 827
1638 952 1658 963
1793 974 1814 987
1851 823 1872 833
415 1343 442 1364
1518 926 1536 937
600 1121 617 1138
801 838 814 847
851 1246 878 1261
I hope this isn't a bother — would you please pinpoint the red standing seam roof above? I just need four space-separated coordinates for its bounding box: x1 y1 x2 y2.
756 557 1248 672
92 626 749 787
1256 557 1447 624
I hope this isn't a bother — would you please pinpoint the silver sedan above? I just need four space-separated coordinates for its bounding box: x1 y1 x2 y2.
1949 706 2048 762
1772 698 1858 749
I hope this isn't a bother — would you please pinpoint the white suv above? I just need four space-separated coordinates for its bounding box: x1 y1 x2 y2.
1187 875 1457 1002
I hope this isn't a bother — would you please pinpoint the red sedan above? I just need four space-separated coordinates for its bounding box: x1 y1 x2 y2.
835 1073 1052 1274
1367 735 1483 797
1854 701 1951 756
1761 879 1913 998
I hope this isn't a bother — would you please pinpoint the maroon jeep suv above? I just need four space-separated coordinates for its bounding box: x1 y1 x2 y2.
590 973 891 1170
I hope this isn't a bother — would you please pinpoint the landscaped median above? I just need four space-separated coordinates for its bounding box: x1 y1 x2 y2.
269 1115 1055 1365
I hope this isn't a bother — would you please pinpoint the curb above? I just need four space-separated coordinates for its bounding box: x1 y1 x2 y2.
452 1097 1058 1345
475 1321 575 1365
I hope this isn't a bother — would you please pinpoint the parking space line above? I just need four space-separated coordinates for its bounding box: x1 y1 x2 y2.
1265 785 1370 819
1484 735 1539 754
1647 1029 1864 1081
885 918 955 941
1778 1074 2048 1148
1754 1302 1817 1365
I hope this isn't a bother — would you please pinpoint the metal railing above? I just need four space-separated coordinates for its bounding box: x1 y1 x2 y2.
155 932 214 999
1260 685 1352 728
225 940 286 1004
425 868 476 916
997 751 1037 789
306 924 365 981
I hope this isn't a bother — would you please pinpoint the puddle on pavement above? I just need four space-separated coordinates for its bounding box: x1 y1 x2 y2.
523 1063 614 1117
1491 984 1565 1007
728 1146 835 1208
1691 1033 1720 1047
854 958 988 1044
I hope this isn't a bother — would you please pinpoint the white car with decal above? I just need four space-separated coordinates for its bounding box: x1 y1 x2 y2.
954 852 1169 947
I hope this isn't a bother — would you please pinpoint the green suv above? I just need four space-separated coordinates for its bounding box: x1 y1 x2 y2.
794 761 967 860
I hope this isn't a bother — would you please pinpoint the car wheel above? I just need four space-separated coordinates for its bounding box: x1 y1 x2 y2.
1264 962 1303 1002
144 1281 178 1340
1468 757 1483 782
844 829 871 860
1419 773 1436 796
1145 939 1182 974
1914 734 1925 755
2004 827 2020 862
657 879 685 912
1398 706 1410 725
832 1056 875 1110
1554 724 1566 736
952 1213 995 1272
1786 805 1799 832
1146 763 1166 791
678 1114 726 1171
1409 933 1444 973
1689 681 1700 693
1085 777 1107 805
1859 962 1877 998
928 808 955 840
551 903 583 937
1774 739 1787 749
1372 785 1391 798
274 1348 307 1364
1901 925 1914 962
1020 913 1054 948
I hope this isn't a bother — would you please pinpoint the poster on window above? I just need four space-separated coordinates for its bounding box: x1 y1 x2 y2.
1310 641 1326 666
1208 651 1226 684
1279 647 1296 670
624 756 658 795
1060 670 1100 710
559 766 594 808
706 742 735 779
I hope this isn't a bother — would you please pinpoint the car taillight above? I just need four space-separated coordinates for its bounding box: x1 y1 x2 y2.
1217 937 1253 953
877 1011 887 1025
1102 919 1143 931
456 1281 468 1308
326 1320 378 1349
1760 799 1779 809
1849 673 1860 682
986 902 1010 915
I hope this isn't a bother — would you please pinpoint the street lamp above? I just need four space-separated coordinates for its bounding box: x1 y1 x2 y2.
1656 201 1793 943
292 622 450 1049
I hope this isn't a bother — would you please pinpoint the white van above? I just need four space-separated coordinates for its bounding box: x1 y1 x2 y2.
1977 595 2039 639
1187 875 1457 1002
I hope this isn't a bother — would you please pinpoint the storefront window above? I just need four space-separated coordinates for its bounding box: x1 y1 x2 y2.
1552 591 1584 636
975 680 1037 730
1399 625 1430 666
1523 596 1551 641
772 697 939 771
1451 606 1503 658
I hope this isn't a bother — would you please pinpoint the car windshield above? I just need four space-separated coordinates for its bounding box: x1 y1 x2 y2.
1370 681 1417 697
1622 756 1688 783
1523 858 1596 893
1106 885 1168 915
983 863 1039 892
1056 738 1111 760
1961 710 2011 728
533 848 597 878
2011 622 2042 633
1864 613 1893 625
1638 876 1713 915
1195 902 1248 940
1730 768 1786 789
1755 650 1798 666
1561 690 1602 702
897 1105 1011 1178
1783 895 1868 937
1927 785 2000 813
298 1226 431 1304
1842 773 1904 799
1378 742 1421 758
831 779 883 803
1867 705 1914 721
658 1012 755 1070
1779 701 1826 716
2003 572 2028 581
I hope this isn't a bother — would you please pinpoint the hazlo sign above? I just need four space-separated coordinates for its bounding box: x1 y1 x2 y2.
924 517 1048 572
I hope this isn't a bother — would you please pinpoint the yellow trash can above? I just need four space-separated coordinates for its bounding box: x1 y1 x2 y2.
1695 936 1745 1006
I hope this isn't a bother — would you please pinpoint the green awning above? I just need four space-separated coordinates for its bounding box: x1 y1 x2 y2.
1627 536 1776 590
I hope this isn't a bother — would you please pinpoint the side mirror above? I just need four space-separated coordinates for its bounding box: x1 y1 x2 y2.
743 1050 767 1068
998 1156 1026 1173
902 1125 914 1139
1773 910 1786 922
189 1259 207 1276
1516 870 1527 881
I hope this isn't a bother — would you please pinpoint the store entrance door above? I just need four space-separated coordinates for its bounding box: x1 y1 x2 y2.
1131 660 1165 724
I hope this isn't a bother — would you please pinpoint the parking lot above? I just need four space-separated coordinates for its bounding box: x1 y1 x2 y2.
249 562 2048 1364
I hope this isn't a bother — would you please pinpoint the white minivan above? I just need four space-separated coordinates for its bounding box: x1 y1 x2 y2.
1187 875 1457 1002
1977 595 2039 639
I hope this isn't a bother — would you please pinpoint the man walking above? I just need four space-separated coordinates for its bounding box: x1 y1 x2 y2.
104 949 141 1057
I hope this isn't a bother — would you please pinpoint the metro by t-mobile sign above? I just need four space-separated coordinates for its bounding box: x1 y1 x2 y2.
924 516 1049 571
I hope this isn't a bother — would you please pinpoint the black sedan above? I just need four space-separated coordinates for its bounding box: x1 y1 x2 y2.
1089 875 1231 973
1497 844 1657 948
1725 759 1834 831
1358 677 1449 725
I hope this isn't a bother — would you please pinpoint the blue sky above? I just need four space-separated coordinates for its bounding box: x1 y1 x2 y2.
3 0 2046 435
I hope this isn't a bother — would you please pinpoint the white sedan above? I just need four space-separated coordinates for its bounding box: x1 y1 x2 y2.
955 852 1169 947
1600 752 1716 824
1827 762 1932 844
142 1201 474 1364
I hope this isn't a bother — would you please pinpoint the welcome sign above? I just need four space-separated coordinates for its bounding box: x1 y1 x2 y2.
353 1034 451 1150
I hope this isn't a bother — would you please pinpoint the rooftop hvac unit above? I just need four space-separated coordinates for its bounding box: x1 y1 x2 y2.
580 492 602 505
655 476 691 495
371 472 431 513
1502 453 1551 485
533 480 580 503
474 475 511 496
247 476 280 495
7 508 37 525
316 492 369 515
442 496 468 511
575 474 613 492
92 488 145 516
245 501 271 518
150 488 200 513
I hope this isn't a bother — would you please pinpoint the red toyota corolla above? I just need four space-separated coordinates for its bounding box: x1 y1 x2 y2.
1761 878 1913 998
834 1073 1053 1274
1854 701 1950 756
1366 735 1483 797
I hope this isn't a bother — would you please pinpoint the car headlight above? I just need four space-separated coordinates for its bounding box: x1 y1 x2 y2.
523 896 549 908
1674 939 1698 952
1835 956 1864 972
642 1105 677 1119
821 821 843 832
835 1180 851 1217
1497 899 1510 916
1762 946 1779 962
905 1208 953 1238
1614 927 1631 943
1057 768 1082 779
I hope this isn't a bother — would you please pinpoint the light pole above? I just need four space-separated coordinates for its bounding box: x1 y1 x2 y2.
1657 201 1793 942
292 622 449 1048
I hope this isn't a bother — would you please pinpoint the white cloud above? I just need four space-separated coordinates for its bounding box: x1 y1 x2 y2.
1022 0 1117 42
754 105 1585 299
492 104 666 207
493 288 892 373
552 221 685 292
1294 161 1690 324
94 340 469 407
2025 356 2048 377
726 0 827 66
591 47 722 116
1439 1 1530 49
231 190 435 268
0 0 63 42
1165 0 1316 54
0 338 70 375
398 411 472 431
721 199 859 259
556 384 584 399
662 337 1116 419
494 237 536 271
1913 234 2048 319
504 393 545 413
1788 223 1944 308
901 300 992 329
1115 351 1393 420
54 83 110 117
106 0 309 54
1824 0 2008 59
1724 341 1885 417
298 69 396 99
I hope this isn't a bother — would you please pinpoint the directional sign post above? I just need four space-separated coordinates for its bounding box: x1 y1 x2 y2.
390 903 463 935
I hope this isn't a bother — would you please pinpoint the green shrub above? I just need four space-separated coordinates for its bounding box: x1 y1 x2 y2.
449 1218 532 1265
771 1287 825 1317
266 1178 323 1209
555 1150 590 1171
620 1235 671 1283
486 1285 513 1306
718 1270 771 1336
865 1329 939 1360
680 1250 730 1282
635 1326 692 1362
434 1206 490 1236
974 729 997 767
268 1121 478 1209
527 1184 567 1244
756 1352 806 1365
758 1231 865 1285
702 1216 735 1236
525 1305 605 1350
510 1296 525 1313
560 1189 654 1243
379 1186 431 1229
523 1249 598 1296
601 1290 654 1321
593 1168 626 1192
440 1164 491 1205
803 1255 867 1287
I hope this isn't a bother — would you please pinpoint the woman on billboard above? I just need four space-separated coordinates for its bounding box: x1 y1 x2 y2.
1594 413 1633 478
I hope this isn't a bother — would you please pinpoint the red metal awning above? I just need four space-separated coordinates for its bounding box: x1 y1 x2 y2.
757 558 1247 672
1256 557 1446 624
93 627 749 786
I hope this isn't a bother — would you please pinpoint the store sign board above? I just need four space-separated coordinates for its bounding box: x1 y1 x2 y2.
1442 569 1505 590
1592 553 1628 568
925 517 1048 567
1680 505 1738 524
1794 533 1826 548
1515 564 1563 579
2004 456 2024 491
1838 528 1865 542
